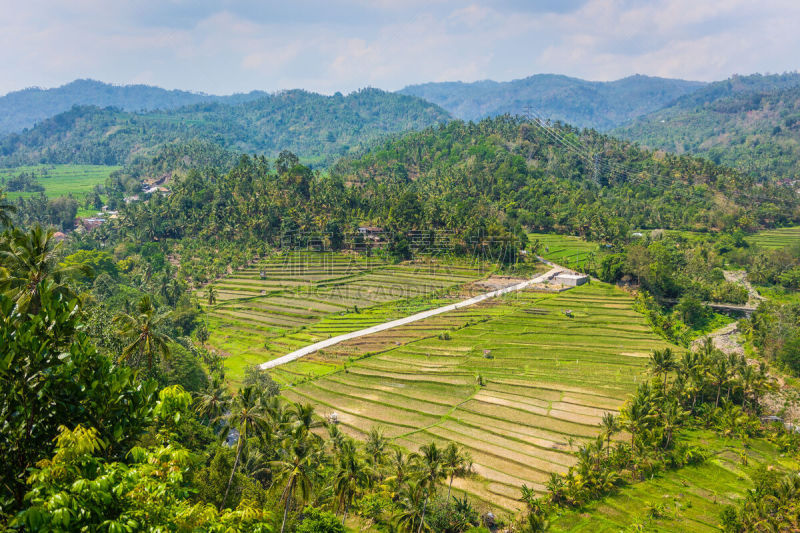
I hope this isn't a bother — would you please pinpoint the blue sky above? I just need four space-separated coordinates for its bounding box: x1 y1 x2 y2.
2 0 799 95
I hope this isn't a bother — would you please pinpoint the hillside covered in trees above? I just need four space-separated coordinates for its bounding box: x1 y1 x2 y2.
0 89 451 168
400 74 705 130
614 73 800 181
108 116 799 255
0 79 270 135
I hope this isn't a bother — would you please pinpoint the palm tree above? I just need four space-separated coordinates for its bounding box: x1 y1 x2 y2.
707 353 730 408
389 447 411 488
0 189 16 227
365 426 389 474
271 434 321 533
113 295 173 371
412 442 445 533
0 224 87 313
442 442 472 500
291 402 325 443
333 438 371 524
394 480 427 533
207 285 217 305
661 400 686 449
647 348 677 393
218 386 270 510
620 387 654 451
600 412 620 457
194 373 231 424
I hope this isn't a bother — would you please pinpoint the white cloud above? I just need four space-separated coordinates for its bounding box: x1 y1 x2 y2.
0 0 798 95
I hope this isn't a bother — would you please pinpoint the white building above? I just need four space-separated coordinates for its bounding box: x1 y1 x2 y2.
554 272 590 287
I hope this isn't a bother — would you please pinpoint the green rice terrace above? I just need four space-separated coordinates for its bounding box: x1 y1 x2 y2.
530 232 603 270
746 225 800 249
551 430 799 532
0 164 119 199
201 251 494 383
277 281 676 511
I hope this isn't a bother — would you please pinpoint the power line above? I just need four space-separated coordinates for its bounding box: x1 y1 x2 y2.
518 107 795 204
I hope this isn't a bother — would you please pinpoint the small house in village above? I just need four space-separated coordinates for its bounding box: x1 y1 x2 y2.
357 226 384 242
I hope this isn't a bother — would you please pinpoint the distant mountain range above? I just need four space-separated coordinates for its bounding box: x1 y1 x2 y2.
399 74 707 130
4 73 800 179
0 79 271 135
0 88 450 168
613 73 800 181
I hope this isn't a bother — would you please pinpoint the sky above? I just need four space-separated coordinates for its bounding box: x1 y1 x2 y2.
2 0 799 96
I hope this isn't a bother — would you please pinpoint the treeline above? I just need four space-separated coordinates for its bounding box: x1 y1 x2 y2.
0 89 451 168
96 117 800 268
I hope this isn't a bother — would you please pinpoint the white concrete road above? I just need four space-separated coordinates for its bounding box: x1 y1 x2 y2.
258 267 561 370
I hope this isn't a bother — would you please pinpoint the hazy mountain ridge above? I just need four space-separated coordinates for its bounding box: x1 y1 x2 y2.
399 74 707 130
0 79 271 135
0 88 451 167
613 73 800 180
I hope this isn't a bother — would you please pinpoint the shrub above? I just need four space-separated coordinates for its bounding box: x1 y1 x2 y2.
296 507 345 533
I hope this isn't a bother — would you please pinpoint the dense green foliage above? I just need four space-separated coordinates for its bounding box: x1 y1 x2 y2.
400 74 705 129
614 73 800 181
0 79 269 135
333 117 798 235
0 89 450 168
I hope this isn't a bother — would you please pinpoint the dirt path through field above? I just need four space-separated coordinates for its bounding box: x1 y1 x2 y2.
259 266 563 370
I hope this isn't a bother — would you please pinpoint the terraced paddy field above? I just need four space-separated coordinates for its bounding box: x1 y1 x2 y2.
746 225 800 249
530 232 603 270
202 251 492 383
280 282 676 511
0 164 119 199
551 431 799 532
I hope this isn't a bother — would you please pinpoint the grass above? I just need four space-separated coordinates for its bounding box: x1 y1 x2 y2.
529 232 604 270
281 281 677 511
550 430 799 532
202 251 493 384
0 164 120 200
746 226 800 250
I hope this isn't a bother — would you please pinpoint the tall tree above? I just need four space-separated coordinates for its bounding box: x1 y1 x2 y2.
218 386 270 510
113 295 173 371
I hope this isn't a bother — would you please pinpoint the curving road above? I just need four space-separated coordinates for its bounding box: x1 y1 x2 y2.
258 267 561 370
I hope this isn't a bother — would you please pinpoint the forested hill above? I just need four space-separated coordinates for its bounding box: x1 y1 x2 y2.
399 74 705 130
0 79 270 135
120 116 799 248
0 88 451 168
613 73 800 181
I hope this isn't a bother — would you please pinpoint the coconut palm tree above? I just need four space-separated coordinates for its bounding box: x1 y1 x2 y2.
647 348 677 393
600 412 620 458
442 442 472 500
0 224 88 313
271 433 321 533
393 480 427 533
218 386 270 510
365 426 389 474
621 386 654 451
388 447 411 488
412 442 445 533
113 295 173 371
0 189 16 227
194 373 231 424
333 438 371 523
